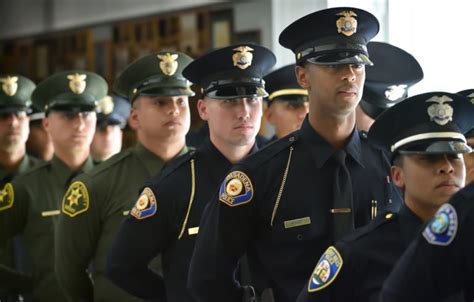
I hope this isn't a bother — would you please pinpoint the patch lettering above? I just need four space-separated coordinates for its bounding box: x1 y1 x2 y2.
219 171 253 207
422 203 458 246
131 187 157 219
308 246 343 292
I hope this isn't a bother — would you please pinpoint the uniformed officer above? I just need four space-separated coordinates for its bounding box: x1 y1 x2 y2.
381 184 474 302
297 91 474 302
188 7 402 302
356 41 424 132
457 89 474 184
90 94 131 163
263 64 309 142
55 51 194 302
106 44 275 302
0 70 106 301
0 75 41 302
26 104 54 161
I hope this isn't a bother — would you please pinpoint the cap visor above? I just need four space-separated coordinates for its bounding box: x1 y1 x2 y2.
398 140 472 155
307 53 372 65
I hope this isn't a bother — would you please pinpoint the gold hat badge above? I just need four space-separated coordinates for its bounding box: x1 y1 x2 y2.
157 53 179 76
0 76 19 96
233 46 254 70
426 95 454 126
336 11 358 37
98 96 114 115
67 73 87 94
467 93 474 104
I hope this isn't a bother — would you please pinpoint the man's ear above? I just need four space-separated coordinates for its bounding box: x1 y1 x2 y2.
128 108 139 130
197 99 209 121
295 65 310 89
391 165 405 189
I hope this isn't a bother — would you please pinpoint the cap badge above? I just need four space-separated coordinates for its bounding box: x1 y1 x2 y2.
157 53 179 76
467 92 474 104
98 96 114 115
67 73 87 94
232 46 254 70
0 76 19 96
336 11 358 37
385 84 408 101
426 95 454 126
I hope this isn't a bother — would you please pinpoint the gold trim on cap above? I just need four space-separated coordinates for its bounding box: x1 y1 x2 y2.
268 89 308 101
390 132 466 152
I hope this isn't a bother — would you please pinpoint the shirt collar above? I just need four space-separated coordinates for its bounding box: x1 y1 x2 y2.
399 204 424 247
299 117 365 168
134 143 189 176
51 155 94 188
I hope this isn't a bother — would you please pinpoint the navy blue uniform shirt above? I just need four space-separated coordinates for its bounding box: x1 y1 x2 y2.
188 117 402 302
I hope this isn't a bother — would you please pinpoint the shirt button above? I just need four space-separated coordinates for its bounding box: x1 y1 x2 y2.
297 234 303 240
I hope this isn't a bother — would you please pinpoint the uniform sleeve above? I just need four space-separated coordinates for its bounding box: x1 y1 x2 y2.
54 177 100 301
105 186 172 300
0 181 29 241
381 203 474 302
187 170 256 302
296 243 355 302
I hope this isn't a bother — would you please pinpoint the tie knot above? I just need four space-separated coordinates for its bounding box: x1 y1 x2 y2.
333 150 347 165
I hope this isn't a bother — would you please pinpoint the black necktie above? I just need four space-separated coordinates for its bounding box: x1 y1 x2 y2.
331 150 354 241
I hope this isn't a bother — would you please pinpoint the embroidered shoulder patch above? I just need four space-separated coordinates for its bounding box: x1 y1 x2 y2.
219 171 253 207
62 181 90 217
131 187 157 219
308 246 343 292
0 183 14 212
422 203 458 246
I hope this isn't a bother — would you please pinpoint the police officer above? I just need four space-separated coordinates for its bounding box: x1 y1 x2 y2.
188 7 402 302
296 91 474 302
356 41 424 132
0 70 106 301
264 64 309 142
0 75 41 302
381 185 474 301
106 44 275 302
55 51 194 302
457 89 474 184
26 105 54 161
90 95 131 163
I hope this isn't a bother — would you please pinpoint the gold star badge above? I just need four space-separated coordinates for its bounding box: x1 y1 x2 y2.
62 181 89 217
0 183 14 212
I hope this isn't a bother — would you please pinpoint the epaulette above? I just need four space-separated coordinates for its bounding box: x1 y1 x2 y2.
340 211 398 243
86 148 135 177
149 149 197 184
241 133 298 169
359 130 368 139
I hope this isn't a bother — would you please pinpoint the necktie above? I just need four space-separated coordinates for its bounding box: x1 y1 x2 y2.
331 150 354 241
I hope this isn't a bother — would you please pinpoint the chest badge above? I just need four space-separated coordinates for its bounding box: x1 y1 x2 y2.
62 181 90 217
0 183 14 212
219 171 253 207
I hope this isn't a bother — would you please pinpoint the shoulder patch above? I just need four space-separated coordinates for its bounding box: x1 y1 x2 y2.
422 203 458 246
308 246 343 292
131 187 157 219
62 181 90 217
219 171 253 207
0 183 14 211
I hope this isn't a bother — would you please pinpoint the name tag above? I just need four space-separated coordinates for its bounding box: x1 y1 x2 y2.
188 227 199 235
123 210 130 216
41 210 60 217
284 217 311 229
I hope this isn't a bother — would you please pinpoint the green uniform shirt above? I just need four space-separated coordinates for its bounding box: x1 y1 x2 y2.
55 143 188 302
0 156 94 301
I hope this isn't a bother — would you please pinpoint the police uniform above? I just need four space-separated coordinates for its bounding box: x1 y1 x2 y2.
105 44 274 302
0 75 42 301
381 183 474 302
55 52 193 302
297 91 474 302
188 7 402 302
0 70 107 301
263 64 308 143
359 41 424 120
